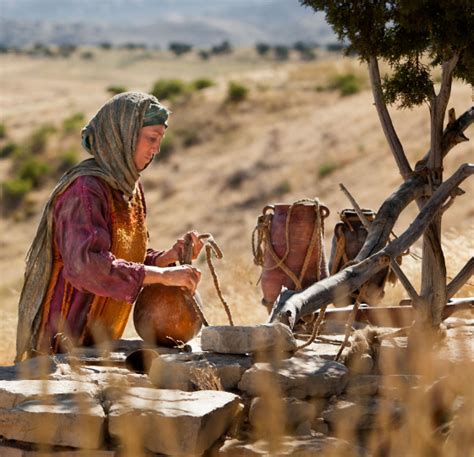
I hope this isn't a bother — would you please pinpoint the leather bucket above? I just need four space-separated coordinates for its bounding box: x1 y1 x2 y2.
254 201 330 312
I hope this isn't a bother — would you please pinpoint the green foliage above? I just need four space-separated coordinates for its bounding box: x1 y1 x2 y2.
151 79 186 100
107 85 128 96
191 78 215 91
273 180 292 196
28 124 56 154
211 41 232 55
329 73 362 96
17 157 51 187
156 131 176 161
300 0 474 107
274 45 289 61
318 161 338 178
256 42 271 56
227 82 249 103
81 51 94 60
198 50 210 60
62 113 85 134
169 42 192 56
58 149 80 173
0 142 19 159
2 178 32 211
0 123 5 139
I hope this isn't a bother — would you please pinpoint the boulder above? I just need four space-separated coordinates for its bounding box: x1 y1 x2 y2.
201 324 297 355
238 356 348 399
0 380 105 449
106 386 240 455
345 375 380 397
149 352 251 391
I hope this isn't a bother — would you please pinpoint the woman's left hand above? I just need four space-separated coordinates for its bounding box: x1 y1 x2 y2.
171 231 204 263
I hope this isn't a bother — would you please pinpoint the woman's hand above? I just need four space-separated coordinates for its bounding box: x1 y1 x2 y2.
143 264 201 293
169 231 204 263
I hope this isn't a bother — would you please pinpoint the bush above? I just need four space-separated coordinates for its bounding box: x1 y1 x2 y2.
28 124 56 154
63 113 85 134
81 51 94 60
169 42 192 56
227 82 248 103
274 45 289 60
151 79 186 100
0 142 20 159
273 180 292 196
107 85 128 96
0 123 5 139
318 161 338 177
191 78 214 91
181 129 201 148
57 149 79 173
155 132 176 162
198 50 210 60
2 177 32 211
211 41 232 55
255 42 271 56
329 73 362 96
18 157 51 187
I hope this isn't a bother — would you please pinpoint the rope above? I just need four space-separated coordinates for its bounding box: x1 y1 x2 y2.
182 233 234 327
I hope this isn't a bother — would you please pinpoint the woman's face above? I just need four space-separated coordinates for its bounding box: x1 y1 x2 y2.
134 125 166 171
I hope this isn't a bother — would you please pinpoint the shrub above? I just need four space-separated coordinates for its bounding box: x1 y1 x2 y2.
273 180 292 196
0 123 5 139
318 161 338 177
198 50 210 60
0 142 20 159
28 124 56 154
107 85 128 96
81 51 94 60
274 45 289 60
2 177 32 211
99 42 112 50
18 157 51 187
329 73 362 96
191 78 214 91
151 79 186 100
182 129 201 148
63 113 85 134
255 42 271 56
155 132 176 161
211 40 232 55
227 82 248 103
169 42 192 56
57 149 80 173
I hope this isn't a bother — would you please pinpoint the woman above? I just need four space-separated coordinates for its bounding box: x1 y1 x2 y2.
15 92 202 361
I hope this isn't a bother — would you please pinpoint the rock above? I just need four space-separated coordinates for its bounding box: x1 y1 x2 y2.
0 357 57 381
238 356 348 399
201 323 297 355
217 434 352 456
106 386 240 455
377 374 421 399
345 375 380 397
249 397 316 434
0 444 114 456
311 417 329 435
0 380 105 449
149 352 252 391
346 353 374 375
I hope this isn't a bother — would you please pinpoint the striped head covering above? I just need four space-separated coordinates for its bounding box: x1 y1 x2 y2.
15 92 168 361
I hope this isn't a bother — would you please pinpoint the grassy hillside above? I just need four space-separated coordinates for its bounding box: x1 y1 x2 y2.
0 48 472 363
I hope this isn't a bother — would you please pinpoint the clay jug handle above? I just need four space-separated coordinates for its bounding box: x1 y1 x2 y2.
262 204 274 215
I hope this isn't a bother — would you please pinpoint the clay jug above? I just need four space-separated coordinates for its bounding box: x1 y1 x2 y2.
133 233 203 346
255 201 330 311
133 285 203 346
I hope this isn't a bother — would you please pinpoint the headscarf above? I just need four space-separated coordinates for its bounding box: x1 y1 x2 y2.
15 92 168 361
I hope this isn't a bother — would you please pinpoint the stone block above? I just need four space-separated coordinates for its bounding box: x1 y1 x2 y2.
238 356 348 399
201 324 296 355
106 387 240 455
345 375 380 397
149 352 251 391
0 381 105 449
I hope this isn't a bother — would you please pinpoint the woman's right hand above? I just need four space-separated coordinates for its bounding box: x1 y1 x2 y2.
143 264 201 293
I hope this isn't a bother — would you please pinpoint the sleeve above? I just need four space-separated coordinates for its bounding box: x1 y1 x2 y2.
53 176 145 303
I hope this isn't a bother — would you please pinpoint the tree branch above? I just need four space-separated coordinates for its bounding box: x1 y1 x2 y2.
447 257 474 300
270 164 473 326
368 56 413 180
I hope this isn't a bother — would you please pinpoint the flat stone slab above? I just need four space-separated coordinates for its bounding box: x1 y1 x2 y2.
218 434 352 456
149 352 252 391
201 323 297 355
0 357 58 381
0 380 105 449
106 386 240 455
0 443 114 456
238 356 348 399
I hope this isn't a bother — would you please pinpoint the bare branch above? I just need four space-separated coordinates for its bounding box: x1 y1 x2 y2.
270 163 473 325
368 57 412 180
389 258 420 304
447 257 474 299
339 183 371 230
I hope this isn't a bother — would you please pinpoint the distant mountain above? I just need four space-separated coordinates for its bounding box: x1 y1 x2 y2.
0 0 336 47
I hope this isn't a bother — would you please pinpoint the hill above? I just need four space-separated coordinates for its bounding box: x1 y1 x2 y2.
0 48 472 363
